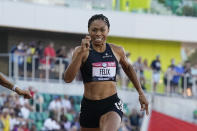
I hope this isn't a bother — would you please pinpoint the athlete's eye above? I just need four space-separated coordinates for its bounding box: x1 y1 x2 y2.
101 29 106 32
92 28 97 32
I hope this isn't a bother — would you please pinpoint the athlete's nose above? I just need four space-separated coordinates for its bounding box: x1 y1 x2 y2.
95 30 102 36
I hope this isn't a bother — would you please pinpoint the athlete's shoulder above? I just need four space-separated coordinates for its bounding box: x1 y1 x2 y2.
108 43 125 54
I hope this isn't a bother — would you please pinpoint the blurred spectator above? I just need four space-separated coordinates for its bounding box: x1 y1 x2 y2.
56 45 67 58
43 41 56 68
0 93 7 107
134 57 143 73
55 45 69 76
71 115 80 130
28 86 36 99
118 52 131 89
28 86 39 111
0 111 4 130
68 97 77 114
43 111 60 130
57 45 69 67
133 57 146 90
34 93 44 112
151 55 161 93
181 61 193 96
20 104 30 119
19 96 29 107
1 108 10 131
44 42 56 59
138 111 144 128
13 104 22 118
29 123 36 131
191 64 197 78
39 42 56 77
60 114 71 131
143 58 150 70
7 94 16 109
119 115 132 131
21 122 29 131
191 64 197 96
14 42 26 76
9 110 19 131
26 42 36 76
61 95 72 113
35 41 44 68
164 58 177 94
171 62 184 94
71 126 78 131
10 45 18 77
18 95 33 119
49 95 62 111
67 48 74 61
35 41 44 78
129 109 140 131
49 95 62 121
38 42 56 79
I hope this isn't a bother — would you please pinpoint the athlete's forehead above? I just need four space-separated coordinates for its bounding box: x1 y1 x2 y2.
89 20 108 29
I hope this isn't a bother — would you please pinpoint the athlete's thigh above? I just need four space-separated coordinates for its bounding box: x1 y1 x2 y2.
100 111 121 131
81 127 100 131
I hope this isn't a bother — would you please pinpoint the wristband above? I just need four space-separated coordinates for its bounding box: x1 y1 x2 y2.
12 85 18 91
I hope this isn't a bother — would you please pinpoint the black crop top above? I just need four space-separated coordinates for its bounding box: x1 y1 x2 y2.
80 43 119 83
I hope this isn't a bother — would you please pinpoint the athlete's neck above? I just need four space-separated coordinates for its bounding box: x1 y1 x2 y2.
92 43 106 53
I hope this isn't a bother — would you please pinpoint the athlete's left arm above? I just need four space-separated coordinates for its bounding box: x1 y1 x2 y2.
117 47 149 115
0 73 32 99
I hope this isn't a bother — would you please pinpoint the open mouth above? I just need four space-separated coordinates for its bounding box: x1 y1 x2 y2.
95 38 102 42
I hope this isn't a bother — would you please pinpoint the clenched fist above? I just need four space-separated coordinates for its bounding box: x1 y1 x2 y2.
16 88 32 99
80 35 91 53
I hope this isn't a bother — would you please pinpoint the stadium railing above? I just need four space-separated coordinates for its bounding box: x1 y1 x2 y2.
0 53 197 98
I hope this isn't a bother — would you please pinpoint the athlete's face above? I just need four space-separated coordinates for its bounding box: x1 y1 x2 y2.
88 20 109 46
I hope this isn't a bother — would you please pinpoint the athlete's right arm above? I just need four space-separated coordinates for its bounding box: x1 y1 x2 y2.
0 73 32 99
64 36 91 83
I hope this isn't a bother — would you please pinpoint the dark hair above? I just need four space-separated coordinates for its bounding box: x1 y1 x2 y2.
88 14 110 29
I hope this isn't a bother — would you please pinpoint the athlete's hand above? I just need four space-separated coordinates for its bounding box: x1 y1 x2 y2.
80 35 91 53
139 94 149 115
16 89 32 99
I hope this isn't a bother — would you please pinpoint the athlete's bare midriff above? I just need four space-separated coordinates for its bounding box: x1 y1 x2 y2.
84 81 117 100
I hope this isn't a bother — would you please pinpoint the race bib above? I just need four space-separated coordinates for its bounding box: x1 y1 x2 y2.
92 62 116 79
